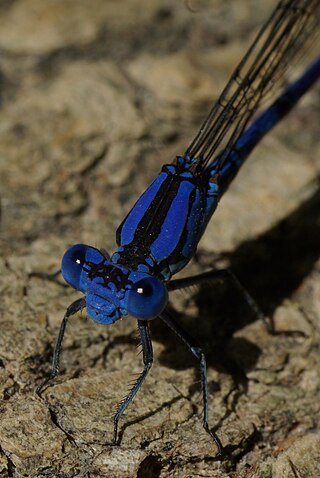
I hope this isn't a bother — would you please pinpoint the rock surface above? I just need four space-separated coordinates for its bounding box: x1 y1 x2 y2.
0 1 319 477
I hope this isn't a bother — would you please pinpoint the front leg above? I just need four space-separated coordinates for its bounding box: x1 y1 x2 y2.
113 320 153 445
29 268 68 288
159 308 223 455
37 297 86 395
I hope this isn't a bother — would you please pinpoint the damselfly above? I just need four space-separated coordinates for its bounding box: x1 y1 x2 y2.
36 0 320 454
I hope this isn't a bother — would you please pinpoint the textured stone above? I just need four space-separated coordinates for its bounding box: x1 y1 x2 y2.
0 0 319 477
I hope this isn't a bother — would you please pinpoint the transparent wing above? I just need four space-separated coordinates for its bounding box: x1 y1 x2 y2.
185 0 320 170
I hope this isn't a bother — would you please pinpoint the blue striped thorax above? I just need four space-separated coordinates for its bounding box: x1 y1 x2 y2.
115 156 220 280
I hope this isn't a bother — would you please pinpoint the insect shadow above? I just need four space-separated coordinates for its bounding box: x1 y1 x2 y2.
152 184 320 412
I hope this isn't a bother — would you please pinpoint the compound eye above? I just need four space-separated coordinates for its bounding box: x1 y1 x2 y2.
126 277 168 320
61 244 91 291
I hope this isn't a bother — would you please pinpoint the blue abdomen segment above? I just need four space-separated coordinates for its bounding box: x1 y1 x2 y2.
208 57 320 195
233 57 320 163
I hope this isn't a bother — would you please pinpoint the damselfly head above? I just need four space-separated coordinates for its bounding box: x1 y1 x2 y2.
61 244 168 324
